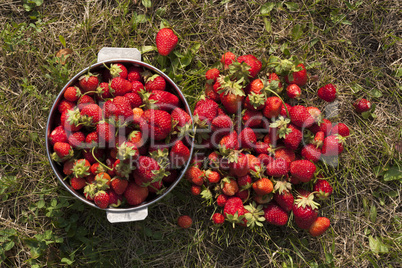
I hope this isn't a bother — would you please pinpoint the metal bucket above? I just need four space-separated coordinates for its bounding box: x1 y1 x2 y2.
45 48 194 223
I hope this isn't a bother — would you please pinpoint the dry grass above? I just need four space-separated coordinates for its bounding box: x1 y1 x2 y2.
0 0 401 267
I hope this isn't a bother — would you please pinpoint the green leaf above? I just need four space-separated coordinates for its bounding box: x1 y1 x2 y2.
383 165 402 182
263 17 271 33
309 38 319 48
59 35 66 48
369 205 377 223
36 200 45 209
260 2 276 15
284 2 299 12
133 13 147 24
395 68 402 78
350 83 363 93
291 24 303 41
61 257 74 265
3 241 15 251
141 0 152 8
369 236 389 254
370 88 383 98
140 45 157 54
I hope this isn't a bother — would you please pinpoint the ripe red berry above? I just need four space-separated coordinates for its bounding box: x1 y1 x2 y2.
156 28 178 56
177 215 193 229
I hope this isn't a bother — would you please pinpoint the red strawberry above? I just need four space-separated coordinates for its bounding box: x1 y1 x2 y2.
284 63 307 87
309 217 330 237
156 28 178 56
212 213 225 225
216 194 229 207
67 131 85 149
77 95 95 110
313 179 333 200
322 135 345 156
309 118 332 136
221 177 239 196
242 109 263 128
132 80 145 93
109 63 128 79
190 184 201 195
96 121 115 144
205 68 220 83
110 76 132 96
228 153 249 177
292 193 319 229
108 189 123 208
237 54 262 78
252 178 273 196
306 106 321 122
211 114 233 135
353 98 371 113
330 123 350 137
238 127 257 149
70 177 87 190
80 103 102 126
63 160 75 175
49 125 68 145
301 144 322 163
171 107 192 132
219 131 239 153
111 177 129 195
289 105 315 128
140 109 172 141
263 202 289 226
275 148 296 164
283 124 302 151
317 83 337 102
286 84 301 99
290 160 316 183
205 83 221 102
263 96 282 118
223 197 246 225
148 90 180 111
273 180 294 212
112 96 134 120
124 181 149 206
96 82 112 99
63 86 81 102
204 170 221 184
170 140 190 167
127 66 143 82
58 100 75 114
254 141 271 155
53 142 74 161
144 74 166 92
247 78 264 94
266 158 290 177
124 92 143 109
93 191 110 209
78 73 99 93
217 76 245 114
280 103 292 118
177 215 192 229
185 166 204 186
221 51 236 69
134 156 161 182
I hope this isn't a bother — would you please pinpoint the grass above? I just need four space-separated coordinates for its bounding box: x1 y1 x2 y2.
0 0 401 267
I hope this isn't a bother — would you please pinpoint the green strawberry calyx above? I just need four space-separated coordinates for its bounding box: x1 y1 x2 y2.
72 160 90 178
244 202 265 229
295 193 320 210
217 75 245 97
273 180 292 194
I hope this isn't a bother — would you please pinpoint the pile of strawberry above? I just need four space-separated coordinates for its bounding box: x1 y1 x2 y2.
185 52 349 236
48 62 193 209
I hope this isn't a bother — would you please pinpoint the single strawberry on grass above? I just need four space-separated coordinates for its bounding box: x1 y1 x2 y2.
317 83 337 102
313 179 333 200
156 28 178 56
353 98 371 113
309 217 330 237
177 215 192 229
212 213 225 225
